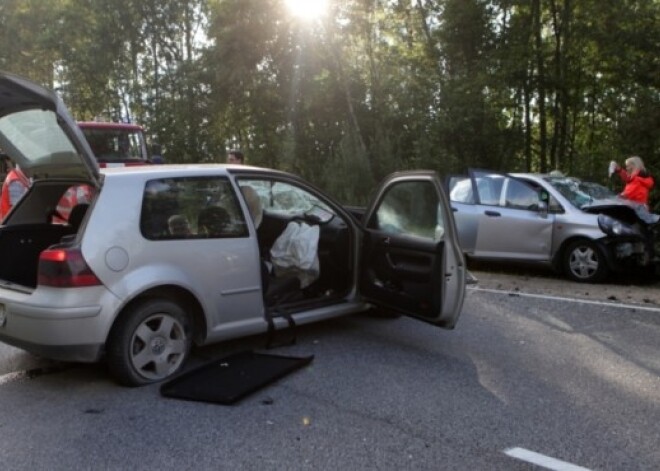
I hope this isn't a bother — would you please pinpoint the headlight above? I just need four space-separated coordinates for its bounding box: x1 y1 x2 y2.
597 214 641 237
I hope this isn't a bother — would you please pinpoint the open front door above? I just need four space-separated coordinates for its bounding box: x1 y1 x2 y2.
359 171 467 328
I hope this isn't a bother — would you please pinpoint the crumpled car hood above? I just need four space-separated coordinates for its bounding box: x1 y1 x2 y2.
582 198 660 225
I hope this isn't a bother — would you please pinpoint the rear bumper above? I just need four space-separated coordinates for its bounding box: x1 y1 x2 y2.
0 286 119 363
0 333 103 362
0 304 106 362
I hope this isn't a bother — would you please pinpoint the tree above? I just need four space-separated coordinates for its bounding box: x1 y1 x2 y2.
0 0 656 204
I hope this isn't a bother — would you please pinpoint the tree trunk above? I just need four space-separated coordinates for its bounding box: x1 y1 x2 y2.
533 0 548 172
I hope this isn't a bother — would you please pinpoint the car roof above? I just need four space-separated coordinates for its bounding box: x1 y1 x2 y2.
99 163 290 179
510 173 548 179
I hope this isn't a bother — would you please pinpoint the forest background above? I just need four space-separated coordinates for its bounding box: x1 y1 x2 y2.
0 0 658 206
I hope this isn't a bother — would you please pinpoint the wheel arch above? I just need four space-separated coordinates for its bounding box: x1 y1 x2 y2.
107 285 207 347
553 235 614 271
556 236 613 282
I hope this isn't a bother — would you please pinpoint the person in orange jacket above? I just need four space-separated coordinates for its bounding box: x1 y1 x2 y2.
611 156 654 207
0 157 30 219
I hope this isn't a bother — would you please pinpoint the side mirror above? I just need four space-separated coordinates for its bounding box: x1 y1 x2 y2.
538 200 548 218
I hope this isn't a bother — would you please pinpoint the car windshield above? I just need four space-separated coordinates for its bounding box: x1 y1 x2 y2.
248 180 333 216
81 127 145 163
545 177 616 209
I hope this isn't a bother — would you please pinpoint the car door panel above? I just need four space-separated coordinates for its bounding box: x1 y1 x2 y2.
474 206 554 260
449 202 479 254
384 249 433 281
361 232 443 317
359 172 466 328
470 170 554 261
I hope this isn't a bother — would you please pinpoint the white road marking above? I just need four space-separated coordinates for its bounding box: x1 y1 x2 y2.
504 447 592 471
468 286 660 313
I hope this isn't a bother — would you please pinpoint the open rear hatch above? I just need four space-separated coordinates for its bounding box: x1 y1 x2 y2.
0 71 100 184
0 72 101 290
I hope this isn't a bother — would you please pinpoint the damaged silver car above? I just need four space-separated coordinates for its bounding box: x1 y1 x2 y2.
0 71 467 386
449 169 659 283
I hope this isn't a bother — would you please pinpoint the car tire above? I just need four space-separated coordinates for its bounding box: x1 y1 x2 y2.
563 239 609 283
107 299 192 386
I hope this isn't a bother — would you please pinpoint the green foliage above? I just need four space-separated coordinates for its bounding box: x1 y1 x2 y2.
1 0 657 205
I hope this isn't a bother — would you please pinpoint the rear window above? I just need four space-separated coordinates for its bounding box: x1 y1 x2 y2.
140 176 249 240
0 109 79 166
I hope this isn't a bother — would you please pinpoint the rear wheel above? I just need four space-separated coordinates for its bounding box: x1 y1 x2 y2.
107 299 192 386
563 239 609 283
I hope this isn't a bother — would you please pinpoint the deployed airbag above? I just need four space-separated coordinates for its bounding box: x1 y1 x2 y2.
270 221 320 288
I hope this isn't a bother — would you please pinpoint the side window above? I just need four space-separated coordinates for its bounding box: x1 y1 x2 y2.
525 180 564 212
504 178 540 210
238 179 334 219
449 176 474 204
474 175 505 206
140 176 248 240
547 194 563 212
370 180 445 242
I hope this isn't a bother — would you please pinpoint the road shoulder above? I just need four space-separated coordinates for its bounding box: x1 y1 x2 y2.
469 265 660 308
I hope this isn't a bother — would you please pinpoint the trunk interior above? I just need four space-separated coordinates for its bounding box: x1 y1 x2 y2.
0 223 77 289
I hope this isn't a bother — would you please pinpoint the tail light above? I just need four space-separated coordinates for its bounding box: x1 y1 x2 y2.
38 248 101 287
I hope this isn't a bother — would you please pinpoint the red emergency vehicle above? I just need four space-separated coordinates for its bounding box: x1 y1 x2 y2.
77 121 150 167
2 122 153 221
55 122 152 219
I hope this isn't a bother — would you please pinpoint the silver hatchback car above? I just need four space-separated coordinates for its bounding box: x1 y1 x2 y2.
449 169 659 283
0 72 467 386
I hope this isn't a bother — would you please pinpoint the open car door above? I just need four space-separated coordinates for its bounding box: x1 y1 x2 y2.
359 171 467 328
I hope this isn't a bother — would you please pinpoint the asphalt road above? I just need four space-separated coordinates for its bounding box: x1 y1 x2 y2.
1 288 659 470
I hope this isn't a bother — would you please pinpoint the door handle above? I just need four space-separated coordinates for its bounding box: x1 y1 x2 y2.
484 210 501 217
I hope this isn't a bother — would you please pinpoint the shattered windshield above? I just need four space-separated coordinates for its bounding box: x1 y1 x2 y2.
240 179 334 217
545 177 616 209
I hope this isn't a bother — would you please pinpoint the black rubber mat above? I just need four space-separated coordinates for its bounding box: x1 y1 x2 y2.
160 350 314 405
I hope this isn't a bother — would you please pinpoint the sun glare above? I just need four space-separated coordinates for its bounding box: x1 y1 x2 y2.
285 0 329 21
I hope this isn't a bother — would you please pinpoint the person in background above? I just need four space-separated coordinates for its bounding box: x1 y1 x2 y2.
0 156 30 219
150 143 165 164
227 150 244 165
610 156 654 207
